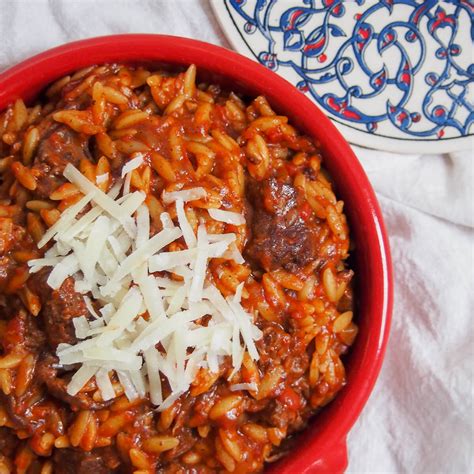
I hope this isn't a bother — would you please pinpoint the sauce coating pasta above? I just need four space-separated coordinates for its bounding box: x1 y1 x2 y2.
0 64 356 473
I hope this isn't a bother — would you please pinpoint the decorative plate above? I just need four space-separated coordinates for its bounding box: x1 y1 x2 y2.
211 0 474 153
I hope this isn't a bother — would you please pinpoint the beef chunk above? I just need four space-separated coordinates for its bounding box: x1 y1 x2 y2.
31 125 93 198
1 308 46 354
244 178 319 272
0 427 19 456
36 352 111 410
41 277 88 348
53 448 121 474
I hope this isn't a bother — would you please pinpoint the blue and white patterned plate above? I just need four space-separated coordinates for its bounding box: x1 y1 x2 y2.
211 0 473 153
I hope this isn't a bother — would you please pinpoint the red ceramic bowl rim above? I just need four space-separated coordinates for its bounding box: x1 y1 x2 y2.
0 35 393 472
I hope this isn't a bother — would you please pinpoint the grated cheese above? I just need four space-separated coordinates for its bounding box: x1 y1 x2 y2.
83 216 110 284
143 347 163 406
95 369 116 401
46 254 80 289
96 173 109 185
160 212 174 229
110 227 182 283
37 191 96 248
73 316 90 339
230 382 258 392
223 242 245 264
121 154 144 178
27 257 62 272
135 205 150 248
162 187 207 204
64 164 136 237
189 225 208 302
149 248 197 272
67 365 98 396
130 369 147 399
117 370 139 401
208 208 246 225
175 199 196 248
28 164 262 409
123 172 132 195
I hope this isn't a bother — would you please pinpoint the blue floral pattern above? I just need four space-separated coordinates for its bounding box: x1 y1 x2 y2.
224 0 473 140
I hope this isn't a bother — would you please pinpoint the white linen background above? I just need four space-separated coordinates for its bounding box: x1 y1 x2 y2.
0 1 472 472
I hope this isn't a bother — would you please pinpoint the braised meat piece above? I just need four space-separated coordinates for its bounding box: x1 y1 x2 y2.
31 125 93 198
1 308 46 354
53 448 121 474
39 276 88 348
245 177 319 272
36 352 112 410
0 427 19 457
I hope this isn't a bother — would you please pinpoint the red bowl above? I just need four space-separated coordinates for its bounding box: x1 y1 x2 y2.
0 35 393 473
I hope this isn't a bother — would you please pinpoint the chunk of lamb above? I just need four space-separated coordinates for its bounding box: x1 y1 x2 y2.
244 178 319 272
0 427 19 456
1 308 46 354
53 448 121 474
36 352 112 410
31 124 93 198
34 274 89 349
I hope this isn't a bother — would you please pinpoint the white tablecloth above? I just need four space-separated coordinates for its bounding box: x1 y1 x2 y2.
1 1 472 472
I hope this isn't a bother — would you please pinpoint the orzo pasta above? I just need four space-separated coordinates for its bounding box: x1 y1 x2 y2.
0 64 356 473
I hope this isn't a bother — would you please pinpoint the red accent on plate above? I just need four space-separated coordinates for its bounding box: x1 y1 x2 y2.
327 96 342 112
0 35 392 472
401 72 411 84
304 36 325 53
358 27 370 40
289 9 304 29
342 109 362 120
397 112 408 123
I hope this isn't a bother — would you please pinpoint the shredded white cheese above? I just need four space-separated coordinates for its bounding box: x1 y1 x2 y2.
72 316 90 339
208 208 246 225
28 164 261 409
37 192 96 248
95 369 116 401
189 225 208 303
230 382 258 392
96 173 109 185
175 198 196 248
162 187 207 204
121 154 144 178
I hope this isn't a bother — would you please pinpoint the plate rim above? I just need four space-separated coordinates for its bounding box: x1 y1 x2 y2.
210 0 473 154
